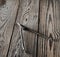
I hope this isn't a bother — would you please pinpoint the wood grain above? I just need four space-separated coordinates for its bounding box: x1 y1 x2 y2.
7 0 40 57
38 0 60 57
0 0 19 57
0 0 60 57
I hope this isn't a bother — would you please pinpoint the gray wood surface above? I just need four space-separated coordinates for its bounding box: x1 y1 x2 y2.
0 0 60 57
0 0 19 57
7 0 39 57
38 0 60 57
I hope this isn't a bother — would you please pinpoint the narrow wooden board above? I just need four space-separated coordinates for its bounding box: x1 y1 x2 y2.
0 0 19 57
38 0 60 57
7 0 39 57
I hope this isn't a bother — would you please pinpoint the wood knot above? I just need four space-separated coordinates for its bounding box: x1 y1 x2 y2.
49 34 53 51
0 0 6 6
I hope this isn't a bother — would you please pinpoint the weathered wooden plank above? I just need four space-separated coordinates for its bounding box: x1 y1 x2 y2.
3 0 60 57
7 0 39 57
0 0 19 57
38 0 60 57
